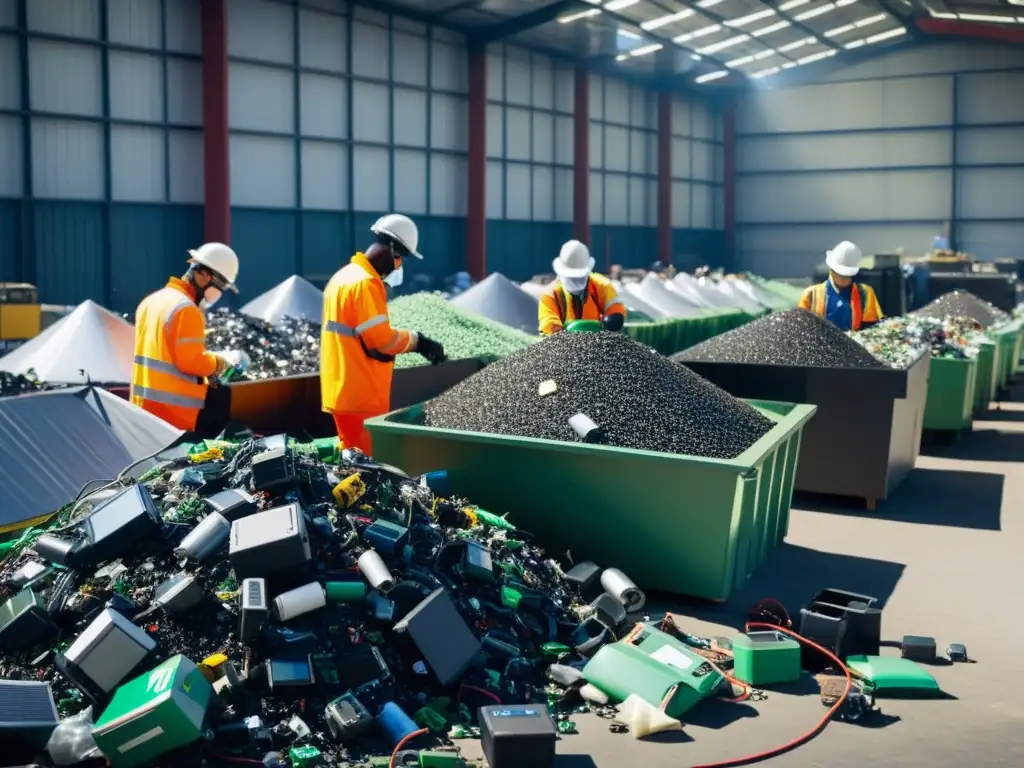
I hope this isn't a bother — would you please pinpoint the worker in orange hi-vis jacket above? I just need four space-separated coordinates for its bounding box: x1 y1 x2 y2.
131 243 248 432
320 214 446 456
538 240 627 335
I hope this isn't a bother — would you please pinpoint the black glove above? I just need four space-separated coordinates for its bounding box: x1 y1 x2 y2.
417 334 446 365
602 313 624 333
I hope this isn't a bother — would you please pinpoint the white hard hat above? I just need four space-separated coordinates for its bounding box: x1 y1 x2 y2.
825 241 862 277
371 214 422 259
553 240 595 279
188 242 239 291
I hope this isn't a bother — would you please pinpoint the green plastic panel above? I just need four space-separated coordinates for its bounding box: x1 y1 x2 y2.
582 642 705 717
624 311 752 357
845 655 941 697
366 399 816 602
923 357 976 431
988 324 1018 391
973 341 996 415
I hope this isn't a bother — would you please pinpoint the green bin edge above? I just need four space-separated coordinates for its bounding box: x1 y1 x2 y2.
974 341 995 415
366 398 817 602
923 357 976 432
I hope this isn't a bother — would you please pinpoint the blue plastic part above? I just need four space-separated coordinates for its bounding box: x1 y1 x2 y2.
364 520 409 555
378 701 419 746
421 471 451 498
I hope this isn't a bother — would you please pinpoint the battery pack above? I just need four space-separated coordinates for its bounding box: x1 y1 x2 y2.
584 641 707 718
392 588 481 686
251 446 295 491
479 705 556 768
901 635 937 663
78 485 162 566
732 631 802 686
229 503 311 580
60 608 157 697
563 561 603 601
0 588 55 652
325 693 373 742
204 488 258 522
92 655 213 768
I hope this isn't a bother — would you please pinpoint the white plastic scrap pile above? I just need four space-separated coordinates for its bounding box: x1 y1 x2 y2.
0 433 659 767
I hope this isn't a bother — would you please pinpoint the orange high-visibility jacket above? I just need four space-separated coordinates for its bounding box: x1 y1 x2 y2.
321 253 416 417
798 280 883 332
538 273 627 335
131 277 218 430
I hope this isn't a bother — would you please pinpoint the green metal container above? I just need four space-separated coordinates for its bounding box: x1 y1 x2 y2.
92 655 212 768
973 340 996 415
923 357 976 432
366 399 816 602
566 319 602 333
988 324 1017 391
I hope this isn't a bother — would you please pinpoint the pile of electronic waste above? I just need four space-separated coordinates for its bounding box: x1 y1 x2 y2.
0 431 655 768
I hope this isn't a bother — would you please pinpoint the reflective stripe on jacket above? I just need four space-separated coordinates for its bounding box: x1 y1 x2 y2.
130 277 218 430
321 252 416 417
538 273 627 335
798 281 883 332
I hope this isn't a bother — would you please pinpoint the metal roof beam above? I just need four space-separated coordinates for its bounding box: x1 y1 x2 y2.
652 0 802 64
746 1 843 53
479 0 584 41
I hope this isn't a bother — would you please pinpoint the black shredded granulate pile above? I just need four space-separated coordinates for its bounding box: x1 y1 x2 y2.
0 371 55 398
673 308 885 369
205 308 320 380
424 331 775 459
911 289 1010 329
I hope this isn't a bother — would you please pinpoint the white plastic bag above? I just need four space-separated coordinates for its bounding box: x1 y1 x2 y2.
617 694 683 739
46 707 103 766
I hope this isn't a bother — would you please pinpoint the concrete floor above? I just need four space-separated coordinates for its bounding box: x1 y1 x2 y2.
462 382 1024 768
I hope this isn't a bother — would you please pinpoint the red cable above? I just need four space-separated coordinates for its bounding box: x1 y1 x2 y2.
389 727 429 768
688 621 853 768
459 683 502 704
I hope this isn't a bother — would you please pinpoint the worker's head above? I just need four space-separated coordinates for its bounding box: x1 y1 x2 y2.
554 240 595 296
186 242 239 307
366 214 423 288
825 241 862 289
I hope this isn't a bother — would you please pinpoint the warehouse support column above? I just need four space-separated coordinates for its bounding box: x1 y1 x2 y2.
657 92 672 268
723 101 736 264
573 64 590 246
467 44 487 280
201 0 231 245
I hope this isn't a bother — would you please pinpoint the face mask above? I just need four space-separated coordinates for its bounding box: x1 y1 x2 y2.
562 276 589 295
200 287 222 310
383 265 404 288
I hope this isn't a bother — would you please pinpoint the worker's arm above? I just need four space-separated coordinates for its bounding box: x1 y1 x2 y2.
861 285 884 324
596 279 626 331
358 281 418 356
538 292 564 335
797 287 813 311
169 304 219 378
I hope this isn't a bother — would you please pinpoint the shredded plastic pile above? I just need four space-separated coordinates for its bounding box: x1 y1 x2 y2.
388 293 537 368
425 331 775 459
0 433 646 766
448 273 540 335
851 316 983 368
205 309 321 380
674 308 885 370
912 290 1010 329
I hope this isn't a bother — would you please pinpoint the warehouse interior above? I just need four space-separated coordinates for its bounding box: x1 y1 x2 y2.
1 1 1023 767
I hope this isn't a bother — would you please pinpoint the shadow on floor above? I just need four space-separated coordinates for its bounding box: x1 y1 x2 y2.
649 543 906 626
685 699 760 730
793 467 1004 530
556 756 602 767
918 426 1023 463
976 405 1024 422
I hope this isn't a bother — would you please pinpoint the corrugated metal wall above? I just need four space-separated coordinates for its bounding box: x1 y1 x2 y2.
226 0 468 298
734 41 1024 277
484 43 574 277
1 0 727 309
0 0 204 312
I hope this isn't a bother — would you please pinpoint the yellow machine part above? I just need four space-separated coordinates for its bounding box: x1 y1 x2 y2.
0 283 42 341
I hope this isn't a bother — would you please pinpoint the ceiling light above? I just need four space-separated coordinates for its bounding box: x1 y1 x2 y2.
695 70 729 83
825 23 855 36
930 12 957 19
797 50 837 65
753 66 781 78
865 27 907 43
779 0 810 9
674 24 721 42
618 29 641 39
726 9 776 27
692 53 702 59
698 33 751 54
616 54 629 61
631 43 664 57
795 4 837 21
727 54 756 67
835 0 858 6
698 0 728 8
845 38 866 48
778 36 815 52
558 8 601 23
957 13 1016 23
641 10 694 30
753 20 791 36
782 61 798 68
605 0 640 10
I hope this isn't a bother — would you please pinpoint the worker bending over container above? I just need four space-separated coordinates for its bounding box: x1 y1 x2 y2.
798 241 883 332
131 244 248 432
320 214 446 456
539 240 627 335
